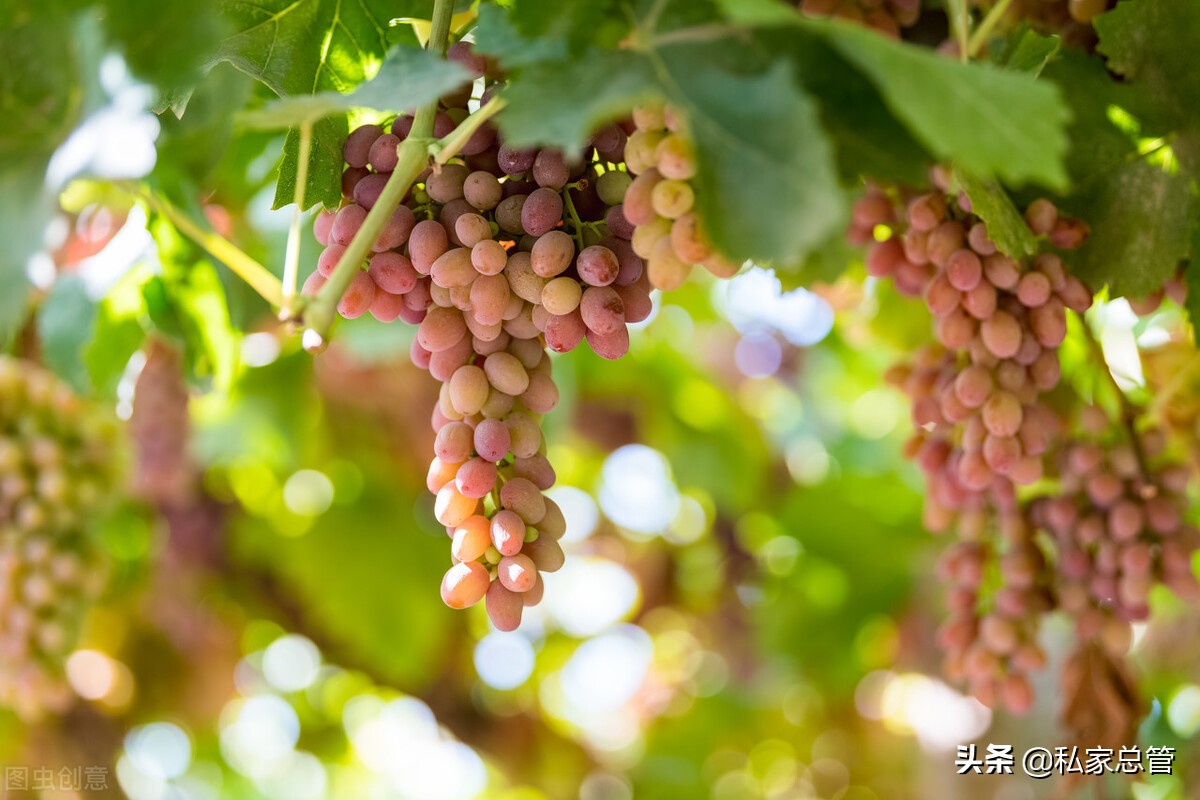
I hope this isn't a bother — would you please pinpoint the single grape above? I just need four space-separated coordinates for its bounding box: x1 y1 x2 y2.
485 579 523 631
585 326 631 360
409 219 450 274
491 510 526 557
455 457 498 499
344 124 383 168
441 561 489 609
338 271 377 319
331 204 368 247
521 188 564 237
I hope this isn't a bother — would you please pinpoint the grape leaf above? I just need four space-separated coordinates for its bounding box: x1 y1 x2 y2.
1040 50 1138 200
1095 0 1200 176
146 213 240 389
993 27 1061 77
495 50 660 150
0 5 81 165
813 20 1070 190
37 276 97 392
508 0 625 51
214 0 401 209
957 172 1038 258
100 0 227 93
775 32 928 186
1185 226 1200 337
658 52 846 265
85 274 150 398
238 45 470 129
1067 159 1196 298
472 2 567 67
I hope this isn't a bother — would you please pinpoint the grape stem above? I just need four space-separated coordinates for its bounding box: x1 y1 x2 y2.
1080 318 1156 493
432 96 507 166
120 182 285 308
281 120 314 321
562 186 587 252
967 0 1016 59
300 0 457 349
946 0 971 63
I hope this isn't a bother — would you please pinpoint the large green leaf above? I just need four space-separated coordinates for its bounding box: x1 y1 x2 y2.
37 275 97 392
100 0 227 93
659 52 845 265
495 50 660 150
472 2 567 68
214 0 403 209
774 31 928 186
1068 159 1196 298
238 45 470 130
814 20 1070 190
1096 0 1200 176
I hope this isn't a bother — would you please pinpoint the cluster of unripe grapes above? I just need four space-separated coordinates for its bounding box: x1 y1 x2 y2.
304 42 730 626
1032 410 1200 649
0 357 114 718
129 341 194 506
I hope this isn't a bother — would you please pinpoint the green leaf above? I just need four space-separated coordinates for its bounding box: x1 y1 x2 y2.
85 269 150 397
238 45 471 130
495 51 659 150
1095 0 1200 175
508 0 626 52
100 0 227 93
37 276 96 392
146 213 240 389
1185 226 1200 335
215 0 401 209
813 19 1070 190
155 62 254 185
994 27 1061 77
776 31 928 185
712 0 801 25
0 161 46 347
957 172 1038 258
0 4 81 165
1067 159 1196 298
1039 50 1139 201
659 53 846 264
472 2 567 67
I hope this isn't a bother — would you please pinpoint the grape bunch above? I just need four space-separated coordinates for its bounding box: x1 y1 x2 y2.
864 188 1092 519
864 183 1096 710
301 45 747 626
1031 409 1200 652
935 512 1053 712
620 105 741 291
797 0 921 37
129 340 194 506
0 357 115 718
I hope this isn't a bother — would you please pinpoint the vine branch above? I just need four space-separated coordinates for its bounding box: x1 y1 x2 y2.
121 182 284 309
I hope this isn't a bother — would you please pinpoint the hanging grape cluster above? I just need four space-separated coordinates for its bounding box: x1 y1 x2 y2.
859 182 1099 711
1031 410 1200 650
621 106 740 289
0 357 115 718
303 43 730 627
864 187 1092 519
